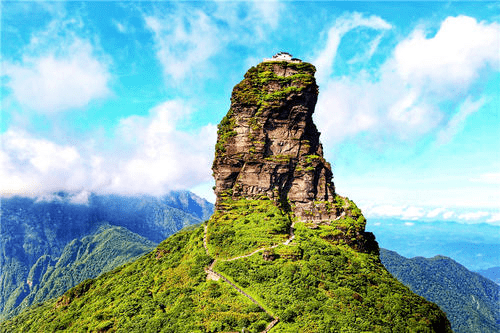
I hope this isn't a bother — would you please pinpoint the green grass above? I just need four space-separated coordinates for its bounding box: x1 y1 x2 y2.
206 197 292 259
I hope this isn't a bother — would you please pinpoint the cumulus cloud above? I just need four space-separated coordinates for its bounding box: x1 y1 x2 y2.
443 211 455 219
3 25 111 113
314 15 499 145
426 207 446 218
1 100 217 197
107 100 217 195
1 129 87 195
394 16 499 95
366 204 406 217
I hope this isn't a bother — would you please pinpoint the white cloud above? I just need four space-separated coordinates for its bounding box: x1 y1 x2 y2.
3 30 111 113
1 101 217 197
112 19 128 33
68 190 91 205
248 0 283 30
365 204 446 221
427 207 446 218
366 204 406 217
145 11 221 80
348 34 384 65
314 15 499 145
443 211 455 219
145 1 283 81
394 16 499 95
107 100 217 195
458 211 490 221
436 97 486 145
365 204 424 220
401 206 426 220
487 213 500 223
404 222 414 226
314 12 392 83
0 129 87 195
363 204 500 225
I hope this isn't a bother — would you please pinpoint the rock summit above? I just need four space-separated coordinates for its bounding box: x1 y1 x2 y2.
212 59 343 223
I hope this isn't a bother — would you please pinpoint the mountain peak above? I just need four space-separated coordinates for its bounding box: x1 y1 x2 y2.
212 60 346 224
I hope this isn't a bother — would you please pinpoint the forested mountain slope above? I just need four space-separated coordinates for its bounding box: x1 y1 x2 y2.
381 249 500 333
0 191 212 320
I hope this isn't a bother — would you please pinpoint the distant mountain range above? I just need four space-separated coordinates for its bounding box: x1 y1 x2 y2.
367 217 500 271
477 267 500 285
0 191 213 320
380 249 500 333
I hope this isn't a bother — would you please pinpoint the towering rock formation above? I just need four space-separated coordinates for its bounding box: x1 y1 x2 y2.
212 58 342 223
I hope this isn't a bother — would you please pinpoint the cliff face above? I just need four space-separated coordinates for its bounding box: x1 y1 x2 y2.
212 61 340 223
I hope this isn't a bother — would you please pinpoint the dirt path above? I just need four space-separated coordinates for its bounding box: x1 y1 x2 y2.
202 221 297 332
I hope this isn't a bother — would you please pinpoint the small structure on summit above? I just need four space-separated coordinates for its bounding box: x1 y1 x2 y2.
263 52 302 63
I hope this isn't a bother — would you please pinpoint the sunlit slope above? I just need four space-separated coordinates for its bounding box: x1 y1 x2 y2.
1 225 155 321
381 249 500 333
3 201 452 332
2 225 271 332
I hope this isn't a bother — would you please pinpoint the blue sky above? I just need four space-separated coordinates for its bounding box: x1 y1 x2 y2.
1 1 499 225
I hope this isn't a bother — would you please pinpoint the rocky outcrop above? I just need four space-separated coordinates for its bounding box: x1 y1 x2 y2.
212 59 343 223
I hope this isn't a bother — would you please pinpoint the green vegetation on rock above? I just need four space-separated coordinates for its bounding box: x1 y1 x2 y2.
215 61 317 158
231 62 316 108
215 109 237 155
207 196 292 259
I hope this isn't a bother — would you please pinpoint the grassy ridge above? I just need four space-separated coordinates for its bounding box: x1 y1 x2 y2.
1 226 269 333
2 198 452 332
215 222 451 332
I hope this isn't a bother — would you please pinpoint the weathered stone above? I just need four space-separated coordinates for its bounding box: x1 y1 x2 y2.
212 59 345 223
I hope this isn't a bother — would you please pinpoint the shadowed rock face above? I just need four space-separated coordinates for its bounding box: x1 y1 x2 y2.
212 60 341 222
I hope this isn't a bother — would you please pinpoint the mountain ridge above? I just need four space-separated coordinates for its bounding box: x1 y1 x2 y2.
380 248 500 333
1 58 451 332
0 191 212 320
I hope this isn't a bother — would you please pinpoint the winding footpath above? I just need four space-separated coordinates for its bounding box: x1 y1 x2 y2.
203 222 296 333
